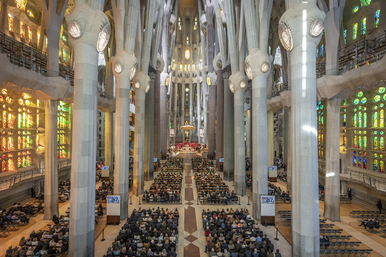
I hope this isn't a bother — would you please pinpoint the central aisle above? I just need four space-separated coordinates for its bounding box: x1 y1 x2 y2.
95 152 291 257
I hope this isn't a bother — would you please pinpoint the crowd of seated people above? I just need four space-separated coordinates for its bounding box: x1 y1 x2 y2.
104 207 179 257
192 158 214 172
4 223 69 256
0 202 44 232
143 173 182 203
96 180 114 202
319 235 330 248
58 180 71 203
196 173 238 204
161 158 183 172
246 173 252 189
203 208 278 257
359 218 381 230
245 157 251 171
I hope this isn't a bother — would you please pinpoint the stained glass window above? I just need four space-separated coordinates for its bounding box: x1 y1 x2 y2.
20 21 25 39
28 26 32 43
344 30 347 44
316 48 318 58
379 87 385 94
354 155 357 166
381 137 384 151
374 111 378 127
380 109 384 128
354 136 357 148
363 157 367 169
8 15 13 32
374 95 381 102
363 136 367 148
321 44 324 57
343 113 346 126
359 136 362 148
353 23 358 40
363 112 367 127
374 159 378 171
354 113 357 127
362 18 366 35
381 161 384 173
354 99 359 105
375 10 380 28
361 97 367 104
358 157 362 168
358 112 362 128
354 6 359 13
374 136 378 150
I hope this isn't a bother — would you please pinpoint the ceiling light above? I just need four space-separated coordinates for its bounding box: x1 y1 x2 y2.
114 63 123 74
261 62 270 73
134 82 140 89
240 81 246 89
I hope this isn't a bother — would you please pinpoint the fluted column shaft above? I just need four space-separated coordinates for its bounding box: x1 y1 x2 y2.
267 110 274 167
223 77 234 181
145 75 155 181
105 111 114 180
234 89 245 195
133 90 145 195
44 99 58 220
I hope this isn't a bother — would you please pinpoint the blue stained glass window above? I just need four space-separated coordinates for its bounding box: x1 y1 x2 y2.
362 18 367 35
375 10 380 28
316 48 318 58
344 30 347 44
321 44 324 56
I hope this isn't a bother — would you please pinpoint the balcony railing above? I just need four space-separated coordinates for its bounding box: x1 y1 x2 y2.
316 31 386 78
0 159 71 191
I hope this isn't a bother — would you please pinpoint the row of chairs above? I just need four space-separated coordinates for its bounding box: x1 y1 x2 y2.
321 241 361 249
349 211 379 217
328 235 353 241
320 224 334 229
320 249 372 256
320 229 343 235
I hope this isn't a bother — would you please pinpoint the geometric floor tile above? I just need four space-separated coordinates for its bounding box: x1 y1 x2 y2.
184 235 198 242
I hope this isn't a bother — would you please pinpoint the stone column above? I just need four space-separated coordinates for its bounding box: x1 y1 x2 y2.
105 111 114 180
324 98 341 221
280 3 325 255
196 82 201 143
246 109 251 157
132 73 150 195
66 3 109 256
160 73 168 153
267 110 274 167
214 55 224 165
189 82 193 140
112 52 137 220
173 83 178 144
234 88 245 195
285 107 292 194
44 99 58 220
181 84 185 127
145 70 156 181
222 69 234 181
153 70 161 160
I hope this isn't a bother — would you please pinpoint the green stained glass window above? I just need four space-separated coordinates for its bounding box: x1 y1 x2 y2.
374 136 378 150
383 94 386 101
381 137 385 151
374 95 381 102
320 105 324 110
359 112 362 127
354 6 359 13
381 154 384 158
374 153 378 158
374 106 378 110
343 113 346 126
380 161 384 173
374 111 378 127
364 107 367 111
362 18 366 35
357 91 363 97
343 99 346 106
380 109 384 128
318 100 321 105
353 23 358 39
359 136 362 148
354 135 357 148
375 10 380 28
363 136 367 149
381 131 384 135
361 97 367 104
374 131 378 134
364 112 367 127
381 104 385 108
354 113 357 127
374 159 378 171
354 108 357 112
379 87 385 94
361 0 371 7
354 99 359 105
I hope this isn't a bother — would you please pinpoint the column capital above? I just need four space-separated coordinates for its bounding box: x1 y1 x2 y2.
65 3 110 52
132 72 151 93
111 51 138 80
229 71 248 93
156 54 165 72
245 49 272 80
206 72 217 87
213 53 222 72
279 2 325 51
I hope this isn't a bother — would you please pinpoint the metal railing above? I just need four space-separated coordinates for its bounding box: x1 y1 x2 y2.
0 160 71 191
316 31 386 78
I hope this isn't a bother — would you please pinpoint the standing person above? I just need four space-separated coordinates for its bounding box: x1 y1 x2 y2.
347 187 352 200
31 186 36 198
377 199 383 214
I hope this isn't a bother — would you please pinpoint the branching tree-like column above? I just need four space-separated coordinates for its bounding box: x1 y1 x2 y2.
41 0 69 221
243 0 273 220
279 1 325 255
111 0 140 220
320 0 346 222
133 0 156 195
223 0 246 195
65 0 110 255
